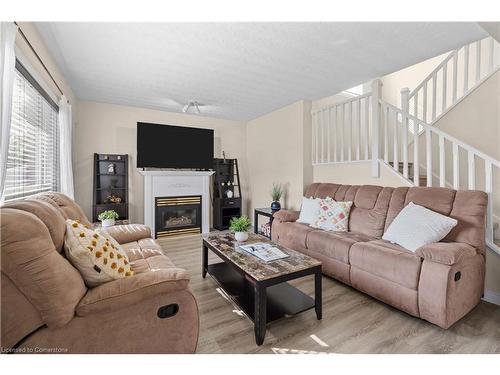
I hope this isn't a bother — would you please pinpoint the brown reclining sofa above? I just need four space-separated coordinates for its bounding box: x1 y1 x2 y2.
1 192 199 353
272 183 487 329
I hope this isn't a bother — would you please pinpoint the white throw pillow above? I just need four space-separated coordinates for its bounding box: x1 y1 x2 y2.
382 202 458 252
297 196 321 225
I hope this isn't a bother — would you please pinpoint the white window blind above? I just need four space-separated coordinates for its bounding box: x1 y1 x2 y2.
4 61 59 201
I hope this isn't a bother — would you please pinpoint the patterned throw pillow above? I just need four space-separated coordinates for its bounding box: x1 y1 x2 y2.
310 198 353 232
64 219 134 287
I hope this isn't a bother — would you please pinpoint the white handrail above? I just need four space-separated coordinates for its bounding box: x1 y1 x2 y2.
382 100 500 168
311 92 373 115
407 37 499 124
409 51 455 99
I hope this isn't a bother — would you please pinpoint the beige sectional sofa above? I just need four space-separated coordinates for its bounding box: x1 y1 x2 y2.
272 183 487 329
1 192 198 353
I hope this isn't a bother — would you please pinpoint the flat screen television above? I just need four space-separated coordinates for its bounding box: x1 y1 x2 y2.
137 122 214 169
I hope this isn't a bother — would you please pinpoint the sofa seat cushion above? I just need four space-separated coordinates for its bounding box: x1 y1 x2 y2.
306 230 374 264
121 238 164 262
121 238 175 274
350 240 423 290
274 221 316 250
130 254 177 274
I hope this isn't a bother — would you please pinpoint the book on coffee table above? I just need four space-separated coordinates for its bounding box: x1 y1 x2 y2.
239 242 289 262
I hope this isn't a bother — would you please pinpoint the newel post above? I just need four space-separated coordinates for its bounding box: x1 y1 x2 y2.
371 79 382 177
400 87 410 178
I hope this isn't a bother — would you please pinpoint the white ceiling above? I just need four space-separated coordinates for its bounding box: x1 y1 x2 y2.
35 22 487 121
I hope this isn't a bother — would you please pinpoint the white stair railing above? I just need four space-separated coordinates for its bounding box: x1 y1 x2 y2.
379 98 500 250
311 92 373 165
405 36 500 124
311 37 500 253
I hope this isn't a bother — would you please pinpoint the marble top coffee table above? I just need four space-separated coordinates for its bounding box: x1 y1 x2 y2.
202 232 322 345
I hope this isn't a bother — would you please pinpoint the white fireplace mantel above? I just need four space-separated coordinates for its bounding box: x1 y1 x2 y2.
139 170 214 235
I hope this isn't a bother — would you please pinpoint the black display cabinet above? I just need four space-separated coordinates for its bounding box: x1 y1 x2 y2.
92 153 129 223
212 158 242 230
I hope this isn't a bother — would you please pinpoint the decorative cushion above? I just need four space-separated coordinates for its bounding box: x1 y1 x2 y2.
310 198 353 232
64 220 134 287
297 197 321 225
382 202 458 252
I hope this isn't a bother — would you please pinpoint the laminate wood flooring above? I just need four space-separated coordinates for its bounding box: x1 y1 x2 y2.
158 235 500 354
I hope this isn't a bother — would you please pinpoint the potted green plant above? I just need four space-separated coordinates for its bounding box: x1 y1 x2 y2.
229 215 252 242
98 210 119 228
270 183 283 211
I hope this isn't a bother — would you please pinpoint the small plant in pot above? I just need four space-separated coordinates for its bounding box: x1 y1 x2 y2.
98 210 119 228
229 215 252 242
270 183 283 211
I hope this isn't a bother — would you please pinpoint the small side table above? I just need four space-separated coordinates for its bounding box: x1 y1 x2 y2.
254 207 280 239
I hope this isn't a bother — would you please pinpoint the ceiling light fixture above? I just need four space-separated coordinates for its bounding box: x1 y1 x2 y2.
182 100 201 114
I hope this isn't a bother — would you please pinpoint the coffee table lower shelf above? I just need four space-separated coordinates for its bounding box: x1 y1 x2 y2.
207 262 316 324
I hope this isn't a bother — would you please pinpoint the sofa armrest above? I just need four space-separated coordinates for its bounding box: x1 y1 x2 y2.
76 268 190 316
101 224 152 244
273 209 300 222
415 242 478 266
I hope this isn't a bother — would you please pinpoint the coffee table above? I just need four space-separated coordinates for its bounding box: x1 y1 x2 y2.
202 232 322 345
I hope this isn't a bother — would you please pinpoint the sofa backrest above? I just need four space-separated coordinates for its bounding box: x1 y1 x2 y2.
305 183 394 238
32 192 91 225
0 192 90 348
305 183 488 252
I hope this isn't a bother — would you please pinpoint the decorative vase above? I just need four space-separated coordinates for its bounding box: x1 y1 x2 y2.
271 201 281 211
226 190 234 198
102 219 115 228
234 231 249 242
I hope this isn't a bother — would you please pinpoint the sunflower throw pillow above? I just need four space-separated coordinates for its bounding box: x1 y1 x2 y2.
64 220 134 287
310 198 353 232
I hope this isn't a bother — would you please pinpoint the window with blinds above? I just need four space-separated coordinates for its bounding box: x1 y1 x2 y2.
4 60 59 201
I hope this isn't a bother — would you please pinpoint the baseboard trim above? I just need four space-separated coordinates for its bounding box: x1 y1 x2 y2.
482 290 500 306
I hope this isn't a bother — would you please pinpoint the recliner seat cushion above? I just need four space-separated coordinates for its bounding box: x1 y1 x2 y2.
350 240 423 290
121 238 165 261
274 221 316 250
306 230 374 264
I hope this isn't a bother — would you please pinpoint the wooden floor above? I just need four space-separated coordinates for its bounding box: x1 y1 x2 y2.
158 235 500 354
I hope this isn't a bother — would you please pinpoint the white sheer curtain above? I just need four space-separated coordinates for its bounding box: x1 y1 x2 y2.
58 96 74 199
0 22 18 201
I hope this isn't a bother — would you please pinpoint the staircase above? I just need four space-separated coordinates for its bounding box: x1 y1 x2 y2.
387 162 427 186
311 36 500 254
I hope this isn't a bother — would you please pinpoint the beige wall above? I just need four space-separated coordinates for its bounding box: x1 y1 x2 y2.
73 101 247 224
246 101 312 218
435 69 500 160
380 53 447 108
313 161 411 188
